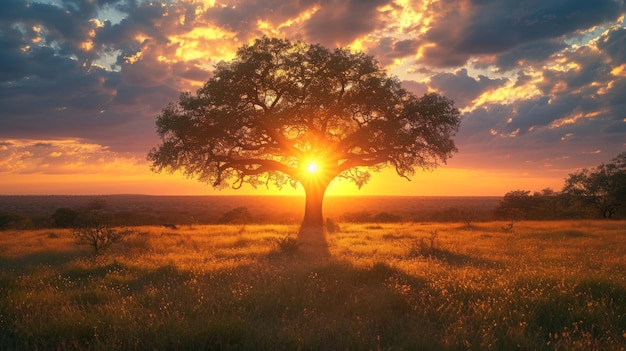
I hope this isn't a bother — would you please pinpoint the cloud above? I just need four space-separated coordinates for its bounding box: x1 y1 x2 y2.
400 80 429 96
303 0 390 47
419 0 625 68
597 26 626 65
0 0 204 153
451 19 626 174
489 39 568 72
429 68 508 108
367 37 421 67
0 138 144 175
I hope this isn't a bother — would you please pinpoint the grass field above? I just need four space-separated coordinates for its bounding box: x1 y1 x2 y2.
1 220 625 350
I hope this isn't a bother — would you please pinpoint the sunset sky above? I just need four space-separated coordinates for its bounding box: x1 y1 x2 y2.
1 0 625 196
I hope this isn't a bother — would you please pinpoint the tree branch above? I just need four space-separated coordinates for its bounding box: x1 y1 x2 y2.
221 158 297 179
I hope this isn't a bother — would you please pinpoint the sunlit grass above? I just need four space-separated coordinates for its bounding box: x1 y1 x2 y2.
1 220 625 350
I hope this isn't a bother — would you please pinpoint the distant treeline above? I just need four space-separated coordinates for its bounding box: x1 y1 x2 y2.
0 195 502 230
0 192 622 231
494 152 626 221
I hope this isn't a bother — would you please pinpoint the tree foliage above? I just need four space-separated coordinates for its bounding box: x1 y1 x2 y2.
148 37 460 239
562 152 626 218
493 188 570 220
148 37 459 193
496 153 626 220
52 207 80 228
493 190 534 220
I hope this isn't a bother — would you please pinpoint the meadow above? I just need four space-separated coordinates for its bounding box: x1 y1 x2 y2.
1 220 625 350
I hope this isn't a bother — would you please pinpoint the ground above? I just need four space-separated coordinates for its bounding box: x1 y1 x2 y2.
1 220 625 350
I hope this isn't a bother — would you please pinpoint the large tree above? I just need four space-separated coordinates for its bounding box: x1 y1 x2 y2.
148 37 460 252
562 152 626 218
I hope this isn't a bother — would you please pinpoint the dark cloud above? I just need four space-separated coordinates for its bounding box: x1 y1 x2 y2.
400 80 429 96
489 39 568 72
597 26 626 66
94 1 170 51
367 37 421 66
421 0 625 68
455 101 623 172
429 69 508 108
304 0 390 47
458 104 512 140
605 78 626 120
507 96 574 134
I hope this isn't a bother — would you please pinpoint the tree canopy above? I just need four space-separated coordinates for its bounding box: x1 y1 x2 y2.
562 152 626 218
148 37 461 248
494 152 626 221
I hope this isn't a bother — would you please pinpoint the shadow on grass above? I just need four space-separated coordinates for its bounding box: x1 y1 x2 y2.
133 259 442 350
527 229 594 240
2 252 455 350
4 246 625 351
410 246 501 269
0 249 87 271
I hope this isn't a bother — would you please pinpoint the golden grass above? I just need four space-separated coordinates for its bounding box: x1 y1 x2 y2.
1 220 625 350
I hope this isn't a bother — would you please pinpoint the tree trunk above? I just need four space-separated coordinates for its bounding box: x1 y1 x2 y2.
298 179 330 257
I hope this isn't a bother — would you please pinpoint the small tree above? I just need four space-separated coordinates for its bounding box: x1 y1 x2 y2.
148 37 460 253
72 210 128 254
493 190 534 220
562 152 626 218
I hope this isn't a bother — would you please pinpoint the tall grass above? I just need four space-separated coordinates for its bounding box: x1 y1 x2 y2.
1 220 625 350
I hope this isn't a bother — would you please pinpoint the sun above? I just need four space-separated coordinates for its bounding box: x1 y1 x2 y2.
307 161 318 173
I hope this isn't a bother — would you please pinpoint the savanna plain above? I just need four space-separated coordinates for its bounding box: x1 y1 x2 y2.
1 198 625 350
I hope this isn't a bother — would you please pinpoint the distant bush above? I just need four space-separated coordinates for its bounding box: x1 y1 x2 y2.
0 212 34 230
342 211 373 223
493 188 597 220
342 211 403 223
52 207 80 228
218 207 253 224
372 212 403 223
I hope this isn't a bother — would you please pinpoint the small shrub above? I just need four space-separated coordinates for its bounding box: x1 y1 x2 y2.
501 220 515 233
275 234 300 255
326 218 340 233
121 231 152 253
46 231 59 239
408 230 439 257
